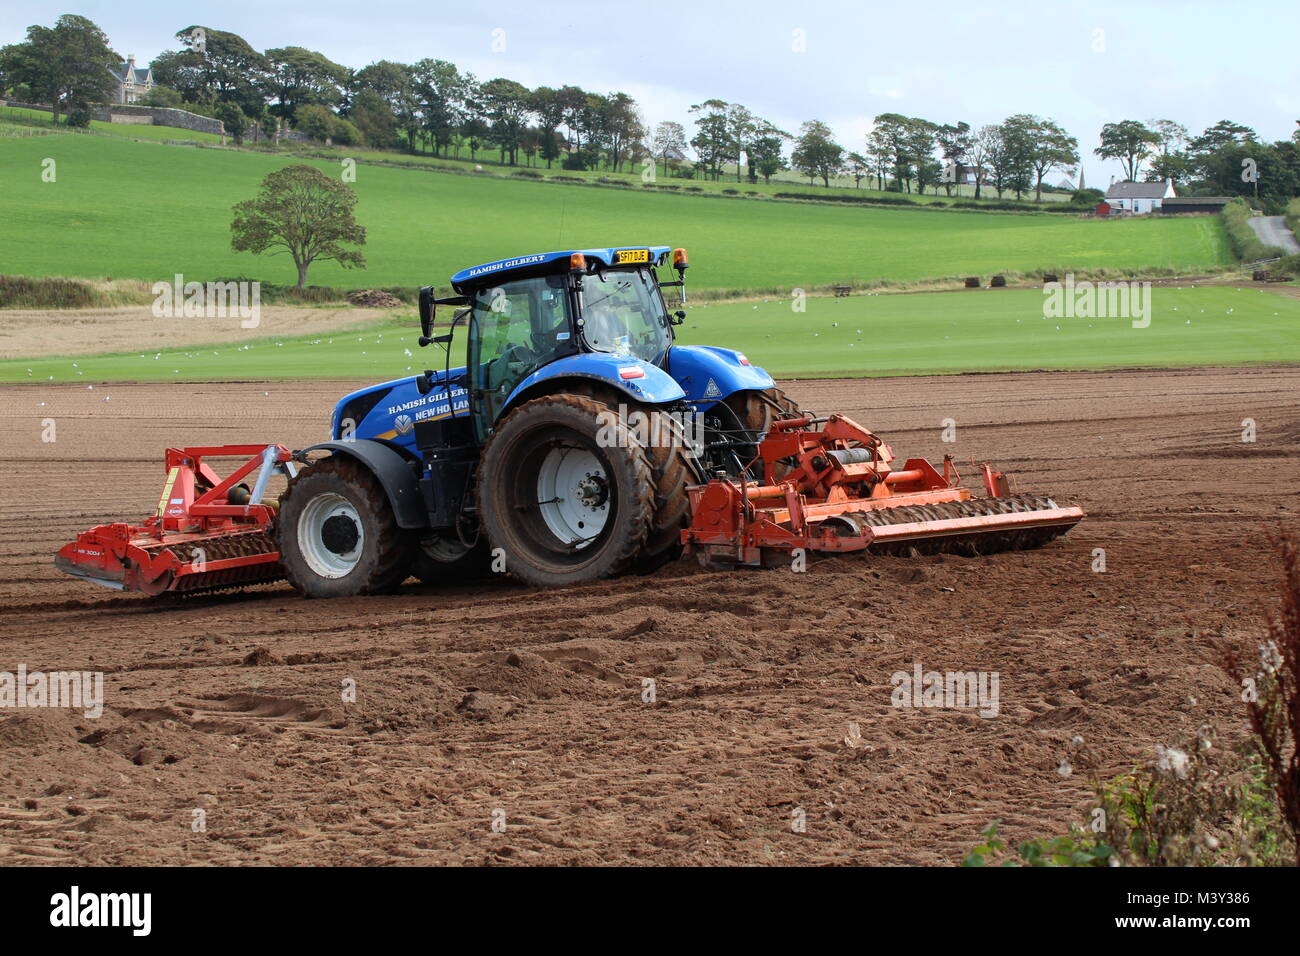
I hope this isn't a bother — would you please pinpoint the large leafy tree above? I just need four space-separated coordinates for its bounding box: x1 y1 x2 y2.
600 92 644 172
975 124 1012 198
412 58 470 156
532 86 568 167
999 114 1039 200
1095 120 1162 182
264 47 349 122
0 14 119 122
231 165 366 289
651 120 687 179
748 122 789 184
903 117 940 194
689 99 733 180
479 77 532 165
791 120 844 187
163 26 270 115
353 60 418 150
867 114 912 191
1020 115 1079 201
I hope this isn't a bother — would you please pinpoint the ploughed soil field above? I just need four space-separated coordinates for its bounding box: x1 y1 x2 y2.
0 367 1297 865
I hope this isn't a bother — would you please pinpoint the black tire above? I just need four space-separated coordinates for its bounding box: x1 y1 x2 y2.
276 455 414 598
631 411 694 575
545 380 694 577
410 534 493 585
477 393 655 587
725 386 806 437
724 387 807 481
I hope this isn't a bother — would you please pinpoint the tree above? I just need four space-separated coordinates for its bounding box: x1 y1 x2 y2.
412 58 470 156
902 117 939 194
724 103 756 182
264 47 349 123
348 88 398 148
966 126 996 199
172 26 269 115
479 77 532 165
689 99 733 180
1023 116 1079 202
791 120 844 187
652 120 688 179
353 60 418 150
231 165 366 289
868 113 911 190
0 14 119 122
998 114 1040 200
846 151 869 188
532 86 568 167
600 92 644 172
215 101 248 144
748 123 789 184
1095 120 1161 182
975 124 1015 198
935 121 972 196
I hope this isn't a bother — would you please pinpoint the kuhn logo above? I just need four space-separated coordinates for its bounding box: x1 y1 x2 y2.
394 414 414 435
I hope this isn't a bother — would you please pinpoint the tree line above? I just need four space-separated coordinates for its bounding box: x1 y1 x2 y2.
2 15 1298 208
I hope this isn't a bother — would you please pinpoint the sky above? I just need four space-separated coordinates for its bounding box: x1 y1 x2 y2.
4 0 1298 184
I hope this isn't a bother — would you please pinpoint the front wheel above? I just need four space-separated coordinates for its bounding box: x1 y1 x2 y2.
277 455 413 597
477 394 655 587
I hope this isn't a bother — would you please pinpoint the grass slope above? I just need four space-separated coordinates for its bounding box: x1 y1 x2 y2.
0 132 1230 294
3 286 1293 383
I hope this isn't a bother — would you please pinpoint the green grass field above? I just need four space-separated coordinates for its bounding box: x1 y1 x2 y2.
0 131 1231 295
4 286 1294 383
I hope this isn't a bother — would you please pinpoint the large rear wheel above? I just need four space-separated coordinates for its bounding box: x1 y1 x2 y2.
277 455 414 597
477 394 656 587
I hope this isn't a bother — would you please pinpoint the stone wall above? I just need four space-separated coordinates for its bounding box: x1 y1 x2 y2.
1 100 224 136
92 104 224 135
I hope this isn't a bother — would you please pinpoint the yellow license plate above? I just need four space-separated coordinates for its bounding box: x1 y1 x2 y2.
614 249 649 264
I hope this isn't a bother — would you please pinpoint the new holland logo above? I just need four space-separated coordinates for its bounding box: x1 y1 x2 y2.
394 414 414 435
703 378 722 398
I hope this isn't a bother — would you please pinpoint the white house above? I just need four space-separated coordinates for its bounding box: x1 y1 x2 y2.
1105 179 1176 214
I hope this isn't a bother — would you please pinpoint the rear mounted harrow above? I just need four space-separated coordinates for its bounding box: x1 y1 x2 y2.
681 414 1083 568
55 445 296 595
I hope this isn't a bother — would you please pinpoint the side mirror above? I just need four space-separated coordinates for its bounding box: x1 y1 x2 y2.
671 310 686 325
418 286 435 339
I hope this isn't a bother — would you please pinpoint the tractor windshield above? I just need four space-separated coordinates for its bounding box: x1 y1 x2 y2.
577 267 672 366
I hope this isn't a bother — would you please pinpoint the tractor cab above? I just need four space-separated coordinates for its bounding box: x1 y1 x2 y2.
422 246 687 439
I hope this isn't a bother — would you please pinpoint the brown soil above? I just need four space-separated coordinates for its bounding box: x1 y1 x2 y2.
0 367 1296 865
0 306 396 359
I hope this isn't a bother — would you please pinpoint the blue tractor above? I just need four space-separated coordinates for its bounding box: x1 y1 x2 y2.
276 246 801 595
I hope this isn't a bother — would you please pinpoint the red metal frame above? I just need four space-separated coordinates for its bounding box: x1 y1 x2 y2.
55 445 293 595
682 414 1083 566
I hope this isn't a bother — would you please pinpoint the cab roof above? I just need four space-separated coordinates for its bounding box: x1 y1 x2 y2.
450 246 672 292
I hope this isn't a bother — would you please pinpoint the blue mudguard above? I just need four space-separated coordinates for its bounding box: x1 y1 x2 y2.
666 345 775 403
503 352 687 410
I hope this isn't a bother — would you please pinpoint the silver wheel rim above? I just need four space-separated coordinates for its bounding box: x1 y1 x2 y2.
298 492 364 578
536 446 609 548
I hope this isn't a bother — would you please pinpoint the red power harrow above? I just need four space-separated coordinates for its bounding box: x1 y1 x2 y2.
682 414 1083 567
55 445 297 595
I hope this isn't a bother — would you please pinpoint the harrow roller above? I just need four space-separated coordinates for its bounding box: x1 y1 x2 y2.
54 445 296 595
682 414 1083 567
